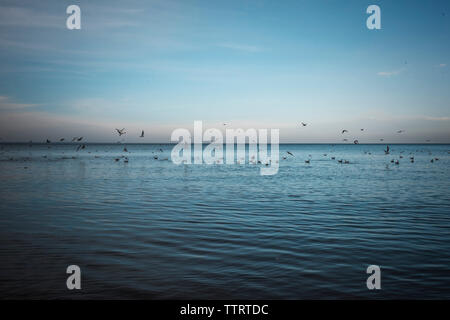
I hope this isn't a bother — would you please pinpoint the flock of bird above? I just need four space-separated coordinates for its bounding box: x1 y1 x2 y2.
0 123 446 167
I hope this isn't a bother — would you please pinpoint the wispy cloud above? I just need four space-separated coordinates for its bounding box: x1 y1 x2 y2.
0 6 62 28
439 63 447 67
423 116 450 121
377 70 402 77
0 96 36 110
217 43 263 53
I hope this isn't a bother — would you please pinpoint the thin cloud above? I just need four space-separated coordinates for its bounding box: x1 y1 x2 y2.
0 96 36 110
423 116 450 121
377 70 402 77
0 6 63 28
439 63 447 67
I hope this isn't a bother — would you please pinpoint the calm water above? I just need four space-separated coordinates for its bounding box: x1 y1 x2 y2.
0 143 449 299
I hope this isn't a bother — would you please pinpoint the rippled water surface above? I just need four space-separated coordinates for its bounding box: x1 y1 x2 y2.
0 143 449 299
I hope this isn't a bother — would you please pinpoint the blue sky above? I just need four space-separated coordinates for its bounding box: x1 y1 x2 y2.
0 0 449 142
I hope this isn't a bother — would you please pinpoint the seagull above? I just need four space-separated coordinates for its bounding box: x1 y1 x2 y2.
77 137 83 141
46 139 51 144
354 140 359 144
395 160 400 165
59 138 65 142
76 144 86 152
116 128 126 136
397 130 404 134
301 122 307 127
385 145 390 154
123 147 128 152
139 130 144 138
305 159 310 164
342 129 348 134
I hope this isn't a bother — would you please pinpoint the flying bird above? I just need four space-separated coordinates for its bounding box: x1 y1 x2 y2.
59 138 65 142
116 128 126 136
77 137 83 141
397 130 404 134
140 130 144 138
354 140 359 144
360 129 364 131
301 122 307 127
342 129 348 134
287 151 294 157
46 139 51 144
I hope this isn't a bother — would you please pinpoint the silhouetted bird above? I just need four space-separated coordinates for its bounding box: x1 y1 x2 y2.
116 128 126 136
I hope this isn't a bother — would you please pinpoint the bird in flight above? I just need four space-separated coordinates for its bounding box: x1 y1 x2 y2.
342 129 348 134
116 128 126 136
360 129 364 131
46 139 51 144
287 151 294 157
77 137 83 142
353 140 359 144
140 130 144 138
397 130 404 134
59 138 65 142
301 122 307 127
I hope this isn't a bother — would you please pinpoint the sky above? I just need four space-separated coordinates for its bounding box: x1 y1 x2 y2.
0 0 449 143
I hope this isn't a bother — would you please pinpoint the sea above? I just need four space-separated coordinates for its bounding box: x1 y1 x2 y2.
0 143 449 299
